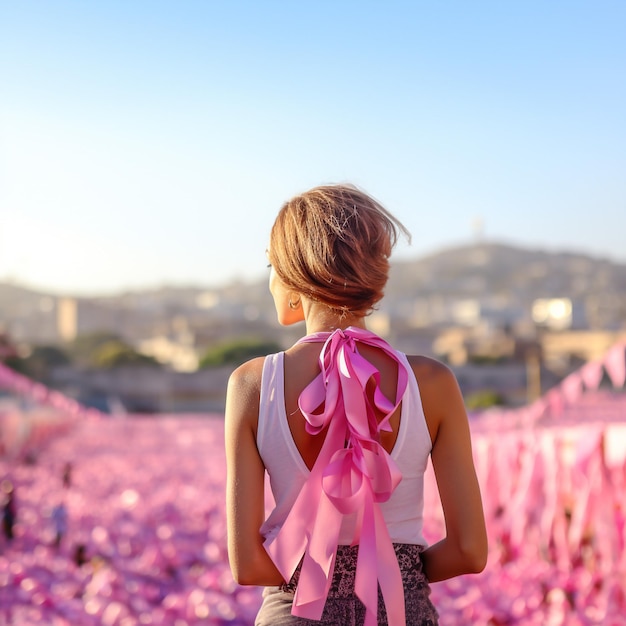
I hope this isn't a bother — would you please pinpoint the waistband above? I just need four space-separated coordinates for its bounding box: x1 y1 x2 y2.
279 543 426 598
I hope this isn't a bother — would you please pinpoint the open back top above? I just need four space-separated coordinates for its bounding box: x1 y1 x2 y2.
257 328 433 624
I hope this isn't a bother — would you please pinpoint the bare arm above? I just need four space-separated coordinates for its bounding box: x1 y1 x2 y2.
413 357 488 582
224 358 284 586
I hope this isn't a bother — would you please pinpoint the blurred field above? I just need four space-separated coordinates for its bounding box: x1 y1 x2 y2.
0 413 260 625
1 342 625 625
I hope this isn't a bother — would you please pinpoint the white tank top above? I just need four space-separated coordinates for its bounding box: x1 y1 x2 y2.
257 350 432 546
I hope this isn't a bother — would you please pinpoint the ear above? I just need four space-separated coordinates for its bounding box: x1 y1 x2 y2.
281 293 305 326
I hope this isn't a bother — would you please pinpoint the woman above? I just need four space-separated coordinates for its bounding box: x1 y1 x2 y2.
225 184 487 625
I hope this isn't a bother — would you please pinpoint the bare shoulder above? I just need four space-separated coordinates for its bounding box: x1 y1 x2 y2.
405 354 466 439
406 354 458 390
227 356 266 397
225 357 266 428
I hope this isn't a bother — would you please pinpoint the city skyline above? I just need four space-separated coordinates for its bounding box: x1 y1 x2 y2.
2 1 625 295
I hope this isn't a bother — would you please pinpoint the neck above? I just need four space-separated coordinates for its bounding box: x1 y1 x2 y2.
302 303 368 336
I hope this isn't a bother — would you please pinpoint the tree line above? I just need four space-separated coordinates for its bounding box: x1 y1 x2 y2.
0 331 281 383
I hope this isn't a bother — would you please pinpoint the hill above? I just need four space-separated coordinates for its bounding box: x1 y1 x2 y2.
387 241 626 300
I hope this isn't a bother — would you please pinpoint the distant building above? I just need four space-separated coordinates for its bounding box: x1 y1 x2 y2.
57 298 78 342
432 326 517 367
540 330 626 371
532 298 571 330
138 333 199 372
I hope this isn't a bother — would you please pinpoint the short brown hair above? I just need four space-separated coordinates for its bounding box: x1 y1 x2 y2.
269 184 410 316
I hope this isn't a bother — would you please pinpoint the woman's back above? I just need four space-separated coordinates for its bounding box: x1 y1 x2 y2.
257 331 434 550
282 341 405 470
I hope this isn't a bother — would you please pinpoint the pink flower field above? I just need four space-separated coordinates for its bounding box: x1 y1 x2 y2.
1 413 261 625
1 343 625 625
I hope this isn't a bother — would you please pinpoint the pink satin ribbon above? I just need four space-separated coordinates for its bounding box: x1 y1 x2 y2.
264 327 409 625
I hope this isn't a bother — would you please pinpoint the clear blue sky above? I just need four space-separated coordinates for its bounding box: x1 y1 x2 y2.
1 1 625 295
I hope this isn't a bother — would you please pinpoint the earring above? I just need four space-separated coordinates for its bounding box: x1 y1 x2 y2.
288 297 300 310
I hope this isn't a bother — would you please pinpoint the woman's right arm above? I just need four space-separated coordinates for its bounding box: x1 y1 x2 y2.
225 358 285 586
413 357 488 582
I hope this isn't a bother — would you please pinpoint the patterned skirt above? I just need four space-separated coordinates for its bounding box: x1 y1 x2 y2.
255 543 439 626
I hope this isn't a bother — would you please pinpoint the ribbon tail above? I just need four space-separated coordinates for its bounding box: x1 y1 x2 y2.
264 486 312 583
354 488 406 626
374 504 406 626
292 493 342 619
292 550 336 619
354 492 381 626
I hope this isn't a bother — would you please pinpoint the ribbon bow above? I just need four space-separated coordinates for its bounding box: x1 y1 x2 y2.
264 327 409 626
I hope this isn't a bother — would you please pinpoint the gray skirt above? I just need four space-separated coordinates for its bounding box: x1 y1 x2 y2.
255 543 439 626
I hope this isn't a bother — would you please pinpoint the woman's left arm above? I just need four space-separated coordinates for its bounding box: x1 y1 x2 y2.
415 357 488 582
225 358 285 586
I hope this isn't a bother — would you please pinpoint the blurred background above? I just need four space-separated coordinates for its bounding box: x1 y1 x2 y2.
1 1 625 624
